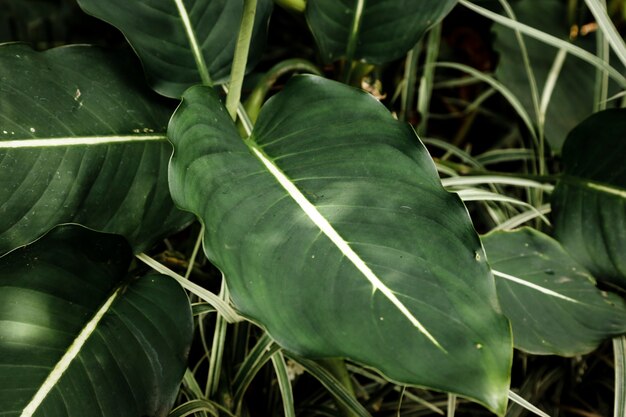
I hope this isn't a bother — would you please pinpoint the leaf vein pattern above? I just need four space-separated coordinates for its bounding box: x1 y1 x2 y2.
248 144 445 351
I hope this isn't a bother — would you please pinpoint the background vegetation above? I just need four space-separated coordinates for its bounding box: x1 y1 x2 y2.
1 1 625 416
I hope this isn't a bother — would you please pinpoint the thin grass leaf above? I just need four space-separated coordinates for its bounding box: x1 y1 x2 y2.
614 336 626 417
475 149 536 165
432 62 539 146
508 391 550 417
136 253 242 323
191 303 217 316
422 138 483 168
491 204 551 231
206 282 229 397
185 225 205 279
417 22 442 136
434 75 484 89
585 0 626 69
182 368 206 405
459 0 626 87
168 399 219 417
232 333 279 405
271 351 296 417
539 49 568 123
400 41 421 122
441 176 554 192
287 355 372 417
497 0 542 131
435 162 462 177
592 0 611 112
454 189 551 226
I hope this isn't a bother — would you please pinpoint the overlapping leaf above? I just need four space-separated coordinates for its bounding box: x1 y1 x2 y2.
484 228 626 355
552 108 626 285
0 225 193 417
77 0 273 97
168 75 512 414
306 0 457 64
0 44 193 254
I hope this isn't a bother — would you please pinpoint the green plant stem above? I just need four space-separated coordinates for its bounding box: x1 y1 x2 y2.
614 336 626 417
273 0 306 13
447 394 456 417
226 0 258 121
244 59 322 123
343 0 365 84
317 359 359 417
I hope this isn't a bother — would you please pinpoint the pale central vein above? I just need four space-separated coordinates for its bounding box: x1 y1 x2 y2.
20 287 122 417
586 181 626 199
250 145 444 351
492 270 580 303
173 0 212 85
0 135 166 148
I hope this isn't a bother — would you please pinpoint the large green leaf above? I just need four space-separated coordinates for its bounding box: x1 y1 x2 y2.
306 0 457 64
0 44 193 255
0 225 193 417
552 108 626 286
76 0 273 98
492 0 621 152
168 75 512 414
483 227 626 356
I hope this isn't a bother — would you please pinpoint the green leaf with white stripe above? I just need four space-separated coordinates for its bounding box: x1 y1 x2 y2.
0 224 193 417
168 75 512 415
0 44 193 255
306 0 458 64
483 227 626 356
76 0 273 98
552 109 626 286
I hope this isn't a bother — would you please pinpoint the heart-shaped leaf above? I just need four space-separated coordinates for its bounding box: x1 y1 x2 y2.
483 227 626 356
77 0 273 98
0 44 193 255
168 75 512 414
306 0 457 64
552 108 626 286
0 225 193 417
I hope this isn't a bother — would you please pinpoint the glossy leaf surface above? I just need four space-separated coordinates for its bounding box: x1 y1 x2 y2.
77 0 273 97
0 225 193 417
483 228 626 355
306 0 457 64
168 75 512 414
0 44 193 254
552 109 626 285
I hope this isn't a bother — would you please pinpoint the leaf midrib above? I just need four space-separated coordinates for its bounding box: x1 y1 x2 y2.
173 0 212 86
247 141 445 352
0 134 167 148
560 174 626 199
20 286 123 417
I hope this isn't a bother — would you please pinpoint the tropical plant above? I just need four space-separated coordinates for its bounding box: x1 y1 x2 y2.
0 0 625 416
